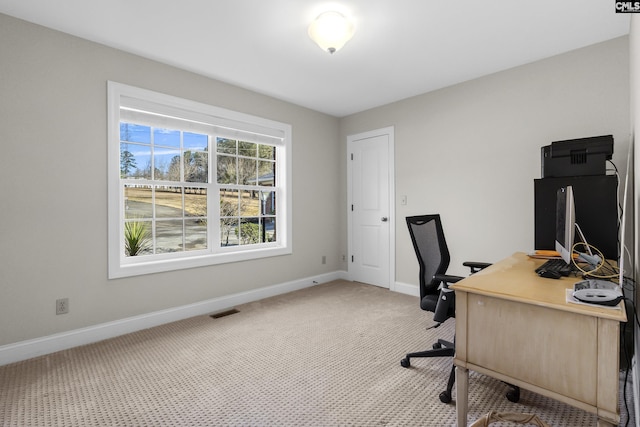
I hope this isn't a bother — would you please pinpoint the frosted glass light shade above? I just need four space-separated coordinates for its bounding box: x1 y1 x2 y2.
308 11 355 54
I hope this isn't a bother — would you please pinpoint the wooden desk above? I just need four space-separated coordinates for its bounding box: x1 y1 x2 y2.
451 252 627 427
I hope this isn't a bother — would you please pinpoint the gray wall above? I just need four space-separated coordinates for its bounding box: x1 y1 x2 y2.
631 15 639 391
0 12 632 353
0 14 342 346
340 37 631 286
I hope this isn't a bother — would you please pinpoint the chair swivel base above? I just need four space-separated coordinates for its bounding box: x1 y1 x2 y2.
505 384 520 402
400 339 455 403
400 338 454 366
400 339 520 404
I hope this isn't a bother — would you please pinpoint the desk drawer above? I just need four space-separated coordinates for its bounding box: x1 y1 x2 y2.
464 294 597 405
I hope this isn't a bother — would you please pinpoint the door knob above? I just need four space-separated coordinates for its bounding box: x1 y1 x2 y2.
381 217 388 222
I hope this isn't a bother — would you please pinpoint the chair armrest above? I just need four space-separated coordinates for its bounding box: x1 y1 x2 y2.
463 261 492 274
434 274 464 285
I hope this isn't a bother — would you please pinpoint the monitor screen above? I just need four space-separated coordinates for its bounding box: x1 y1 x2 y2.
555 186 575 264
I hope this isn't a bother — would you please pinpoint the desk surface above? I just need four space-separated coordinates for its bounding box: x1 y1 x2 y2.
451 252 627 322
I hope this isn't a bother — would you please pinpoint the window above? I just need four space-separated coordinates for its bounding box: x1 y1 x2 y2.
108 82 292 278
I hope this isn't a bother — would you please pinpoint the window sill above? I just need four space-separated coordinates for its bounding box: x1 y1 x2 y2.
109 245 292 279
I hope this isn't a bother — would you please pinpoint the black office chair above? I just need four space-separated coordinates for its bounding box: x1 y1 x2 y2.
401 214 519 404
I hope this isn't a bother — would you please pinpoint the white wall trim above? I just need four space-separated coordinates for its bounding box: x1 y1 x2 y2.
393 281 419 297
0 270 348 366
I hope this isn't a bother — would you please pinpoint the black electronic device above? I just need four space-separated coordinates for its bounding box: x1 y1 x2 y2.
537 269 562 279
535 186 576 279
534 175 617 260
535 258 573 278
541 135 613 178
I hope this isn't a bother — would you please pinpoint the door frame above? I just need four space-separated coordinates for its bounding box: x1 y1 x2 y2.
347 126 396 290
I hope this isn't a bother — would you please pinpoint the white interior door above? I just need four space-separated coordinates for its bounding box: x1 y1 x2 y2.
348 127 395 288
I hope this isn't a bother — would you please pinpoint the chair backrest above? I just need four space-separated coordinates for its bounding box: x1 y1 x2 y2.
406 215 451 301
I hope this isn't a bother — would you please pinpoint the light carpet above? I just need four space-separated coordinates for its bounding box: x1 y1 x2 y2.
0 280 634 426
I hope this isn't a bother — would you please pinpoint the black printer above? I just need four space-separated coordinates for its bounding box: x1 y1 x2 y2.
541 135 613 178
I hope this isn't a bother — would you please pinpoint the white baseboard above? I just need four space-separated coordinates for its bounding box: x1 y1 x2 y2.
393 281 419 297
0 270 348 366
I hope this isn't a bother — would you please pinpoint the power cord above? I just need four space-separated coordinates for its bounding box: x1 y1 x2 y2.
570 241 619 280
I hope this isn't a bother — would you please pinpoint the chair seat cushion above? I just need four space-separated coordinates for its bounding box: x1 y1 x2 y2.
421 293 455 318
421 294 439 312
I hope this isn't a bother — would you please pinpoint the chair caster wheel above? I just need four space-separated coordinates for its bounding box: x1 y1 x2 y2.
400 358 410 368
439 391 452 403
433 342 442 349
506 388 520 403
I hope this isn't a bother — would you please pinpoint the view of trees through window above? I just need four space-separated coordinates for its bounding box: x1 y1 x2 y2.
217 137 276 247
119 123 276 257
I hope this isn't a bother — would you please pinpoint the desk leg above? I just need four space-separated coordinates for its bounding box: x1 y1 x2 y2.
456 366 468 427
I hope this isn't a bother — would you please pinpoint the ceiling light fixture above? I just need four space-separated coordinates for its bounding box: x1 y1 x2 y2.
308 11 355 54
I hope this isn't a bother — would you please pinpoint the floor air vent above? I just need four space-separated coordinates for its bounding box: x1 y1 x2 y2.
210 309 239 319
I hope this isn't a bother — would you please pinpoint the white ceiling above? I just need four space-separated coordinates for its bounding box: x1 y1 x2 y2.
0 1 631 117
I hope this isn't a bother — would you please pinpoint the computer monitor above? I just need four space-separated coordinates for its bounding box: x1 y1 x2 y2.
555 186 575 264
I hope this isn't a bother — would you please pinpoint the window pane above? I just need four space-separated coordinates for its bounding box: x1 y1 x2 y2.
239 218 260 245
120 143 151 179
155 186 183 218
240 190 257 216
154 128 180 148
184 151 208 183
257 161 275 187
217 138 236 154
125 185 153 219
220 189 239 217
185 218 207 251
217 155 236 184
155 148 180 181
258 144 275 160
185 188 207 217
124 219 152 257
184 132 208 151
238 158 257 185
260 191 276 215
156 219 183 253
121 123 150 144
220 218 239 246
238 141 257 157
263 217 276 243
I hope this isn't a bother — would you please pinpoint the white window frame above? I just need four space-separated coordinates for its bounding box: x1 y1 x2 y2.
107 82 292 279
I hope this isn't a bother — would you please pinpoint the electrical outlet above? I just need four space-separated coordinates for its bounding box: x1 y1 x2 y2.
56 298 69 315
322 255 326 264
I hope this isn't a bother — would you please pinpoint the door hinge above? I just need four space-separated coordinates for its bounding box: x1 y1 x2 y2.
351 204 354 211
351 255 354 262
350 153 354 160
